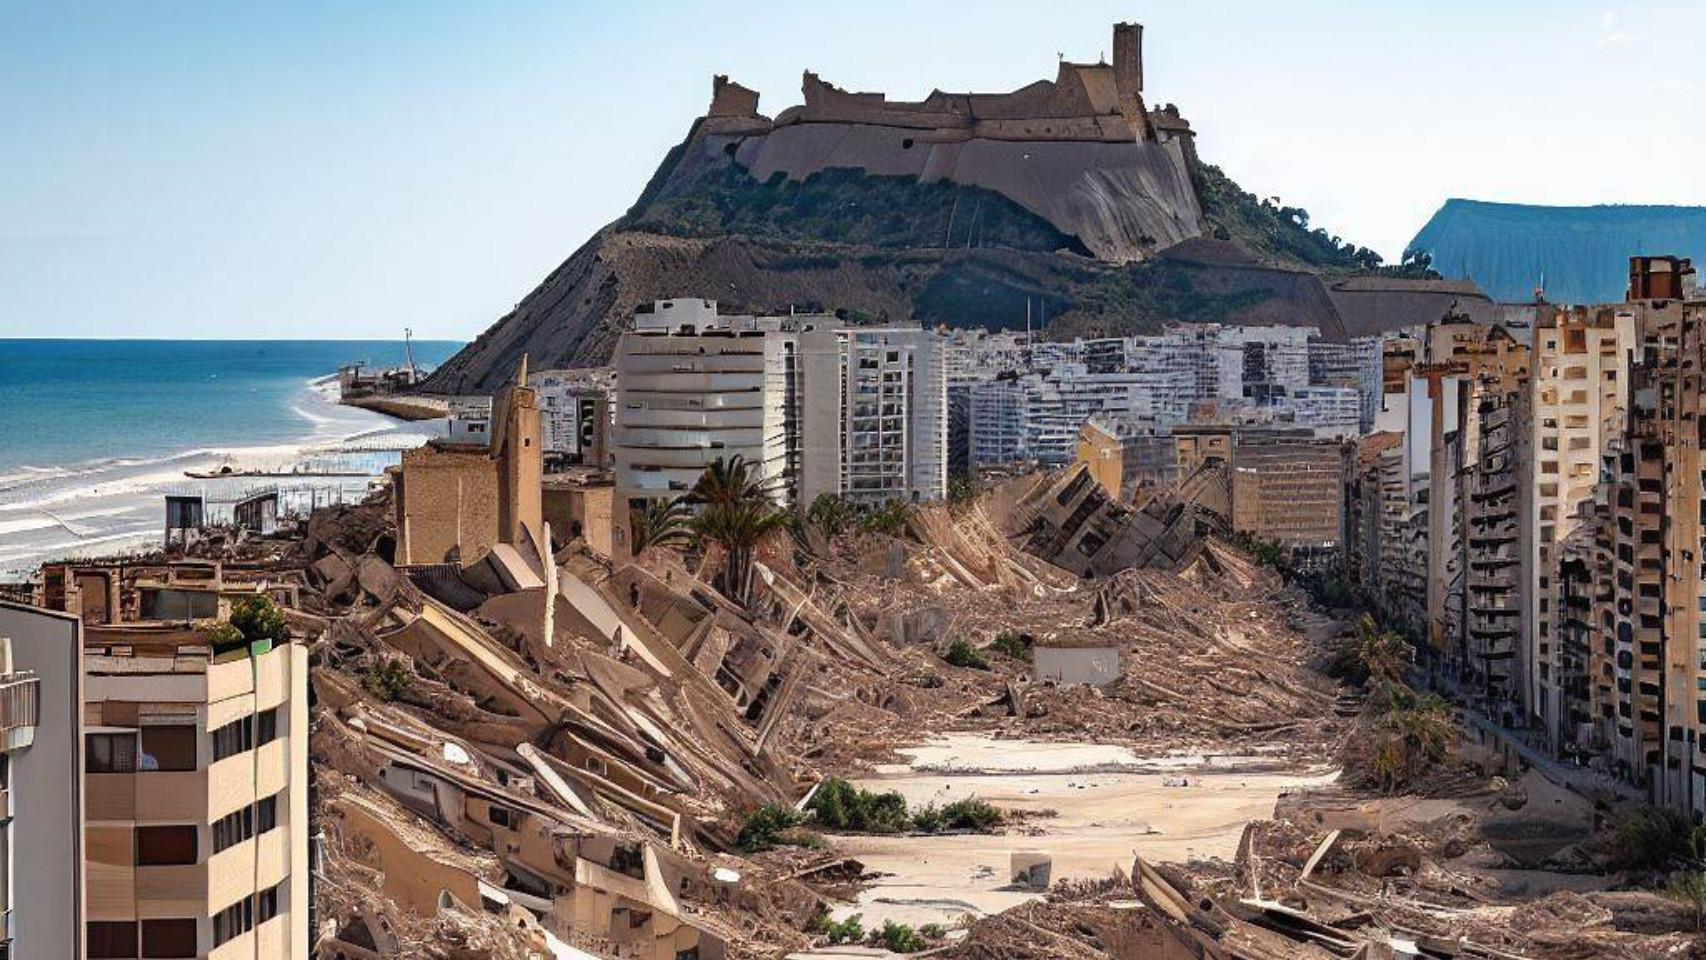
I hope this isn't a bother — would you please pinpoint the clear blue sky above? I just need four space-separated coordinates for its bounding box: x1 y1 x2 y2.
2 1 1699 340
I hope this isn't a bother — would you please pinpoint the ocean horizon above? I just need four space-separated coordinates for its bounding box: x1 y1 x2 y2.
0 338 463 576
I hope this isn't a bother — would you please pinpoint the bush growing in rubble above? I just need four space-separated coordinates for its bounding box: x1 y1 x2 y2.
229 595 289 646
856 499 911 536
362 659 412 702
1668 871 1706 931
939 797 1001 831
1340 615 1456 793
811 912 863 945
989 630 1032 661
912 797 1001 833
1611 807 1701 872
943 637 990 670
736 803 810 852
808 778 911 833
805 493 856 538
871 920 925 952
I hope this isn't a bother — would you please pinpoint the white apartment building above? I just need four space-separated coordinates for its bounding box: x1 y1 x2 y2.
0 602 85 960
612 300 807 517
1308 336 1384 431
531 368 612 465
615 300 951 525
799 326 947 506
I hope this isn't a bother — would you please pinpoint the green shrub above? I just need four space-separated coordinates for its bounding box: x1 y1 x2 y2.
229 595 289 645
989 631 1032 661
361 659 412 702
207 622 246 654
1668 871 1706 931
1612 808 1697 872
939 797 1001 832
814 912 863 945
857 499 911 536
871 920 925 953
737 804 807 853
808 778 911 834
943 638 990 671
919 923 947 941
910 803 944 834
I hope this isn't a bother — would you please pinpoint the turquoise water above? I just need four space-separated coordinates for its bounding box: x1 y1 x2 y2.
0 339 462 574
0 339 460 472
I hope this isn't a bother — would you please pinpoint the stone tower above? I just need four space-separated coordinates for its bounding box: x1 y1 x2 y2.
492 356 544 554
1112 22 1151 141
1113 21 1143 95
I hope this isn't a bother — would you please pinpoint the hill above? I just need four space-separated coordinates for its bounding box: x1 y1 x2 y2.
425 25 1466 394
1408 199 1706 305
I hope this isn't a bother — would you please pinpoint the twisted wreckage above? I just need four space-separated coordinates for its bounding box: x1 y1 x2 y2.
41 456 1689 958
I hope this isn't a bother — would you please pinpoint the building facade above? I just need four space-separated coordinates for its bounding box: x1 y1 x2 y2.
0 602 85 960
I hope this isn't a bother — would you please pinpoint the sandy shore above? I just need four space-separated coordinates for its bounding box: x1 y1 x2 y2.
824 734 1338 930
0 378 443 578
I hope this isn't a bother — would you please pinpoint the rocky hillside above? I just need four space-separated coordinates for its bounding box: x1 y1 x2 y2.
1409 199 1706 305
426 43 1464 393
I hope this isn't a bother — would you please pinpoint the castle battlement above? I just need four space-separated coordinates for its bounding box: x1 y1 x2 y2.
704 22 1190 145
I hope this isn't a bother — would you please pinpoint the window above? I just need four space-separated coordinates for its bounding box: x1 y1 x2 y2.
139 726 197 772
256 793 280 835
212 897 254 947
211 716 252 762
487 805 513 828
213 805 253 852
257 883 281 924
141 918 196 958
137 825 197 866
87 733 137 774
256 708 278 747
87 921 138 959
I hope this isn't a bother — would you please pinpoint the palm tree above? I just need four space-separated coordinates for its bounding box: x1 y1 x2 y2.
689 456 787 604
630 497 692 555
689 454 775 508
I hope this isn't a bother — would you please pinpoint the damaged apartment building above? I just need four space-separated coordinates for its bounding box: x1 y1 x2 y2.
1 561 311 960
610 298 947 554
1346 256 1706 816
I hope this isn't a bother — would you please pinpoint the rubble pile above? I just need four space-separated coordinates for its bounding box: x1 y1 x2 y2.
267 457 1372 957
936 782 1706 960
84 458 1696 957
782 482 1343 767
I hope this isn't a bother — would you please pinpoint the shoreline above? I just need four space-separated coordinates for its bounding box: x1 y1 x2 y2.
0 376 443 579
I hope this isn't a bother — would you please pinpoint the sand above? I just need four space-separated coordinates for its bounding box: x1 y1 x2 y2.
824 734 1338 930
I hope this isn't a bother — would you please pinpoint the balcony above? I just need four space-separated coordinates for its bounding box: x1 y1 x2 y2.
0 673 38 749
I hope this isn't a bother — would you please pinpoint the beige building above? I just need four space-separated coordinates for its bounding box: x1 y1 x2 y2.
26 562 311 960
0 601 86 960
1228 433 1345 556
1521 306 1633 737
1074 420 1124 501
395 363 544 566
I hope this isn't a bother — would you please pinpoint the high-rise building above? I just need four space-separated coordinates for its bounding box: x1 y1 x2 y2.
611 300 807 553
0 601 85 960
1520 307 1633 738
799 326 947 506
22 563 311 960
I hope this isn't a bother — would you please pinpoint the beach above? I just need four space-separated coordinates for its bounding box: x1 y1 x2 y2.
0 375 444 578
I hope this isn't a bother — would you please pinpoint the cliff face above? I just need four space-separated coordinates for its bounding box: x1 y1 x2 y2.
1409 199 1706 305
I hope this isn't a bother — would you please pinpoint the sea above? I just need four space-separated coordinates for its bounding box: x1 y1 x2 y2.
0 339 463 577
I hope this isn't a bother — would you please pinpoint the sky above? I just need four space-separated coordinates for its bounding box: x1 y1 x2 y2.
1 0 1700 340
